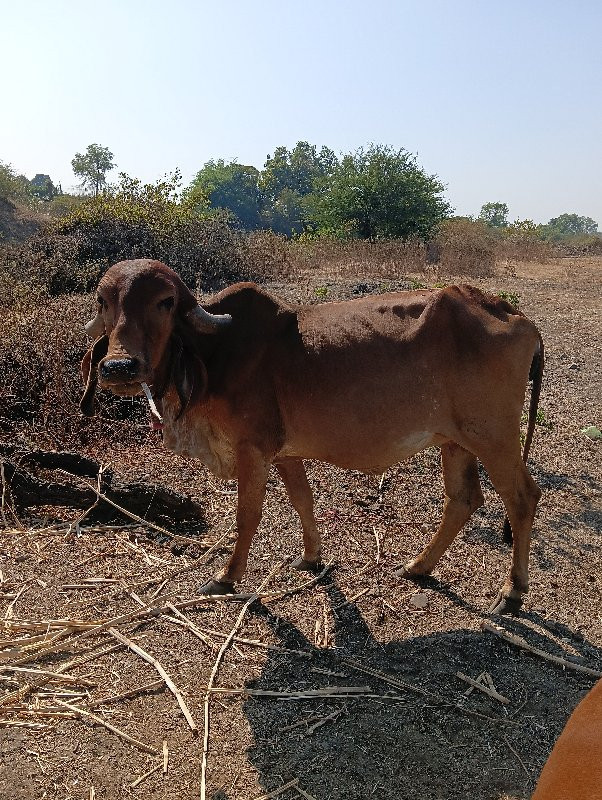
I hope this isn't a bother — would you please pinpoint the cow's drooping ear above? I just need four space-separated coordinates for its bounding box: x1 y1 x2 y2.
84 312 105 339
80 335 109 416
171 338 208 418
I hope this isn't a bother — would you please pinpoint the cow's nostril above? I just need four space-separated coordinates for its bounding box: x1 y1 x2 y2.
100 357 140 380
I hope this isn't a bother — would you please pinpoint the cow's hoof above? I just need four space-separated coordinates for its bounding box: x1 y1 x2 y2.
291 556 323 573
198 579 237 596
395 560 429 578
489 592 523 615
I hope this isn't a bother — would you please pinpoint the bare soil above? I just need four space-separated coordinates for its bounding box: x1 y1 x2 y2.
1 258 601 800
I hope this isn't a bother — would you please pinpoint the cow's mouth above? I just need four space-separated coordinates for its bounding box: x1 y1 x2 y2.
100 380 144 396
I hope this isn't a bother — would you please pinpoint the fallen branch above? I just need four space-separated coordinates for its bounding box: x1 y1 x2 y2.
263 561 334 602
503 734 531 779
108 628 197 733
0 642 125 707
296 786 319 800
482 622 602 678
164 604 217 650
0 719 49 729
211 686 371 699
279 706 346 736
332 586 370 610
129 526 235 594
0 665 96 688
5 585 27 618
69 474 204 545
0 447 203 526
196 626 312 659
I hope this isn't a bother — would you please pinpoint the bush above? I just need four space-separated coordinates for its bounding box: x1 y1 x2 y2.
435 218 496 277
0 173 291 297
0 161 32 204
52 173 256 289
0 286 150 451
47 194 86 218
286 236 426 279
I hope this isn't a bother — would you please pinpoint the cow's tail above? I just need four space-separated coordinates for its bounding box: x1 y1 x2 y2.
502 334 544 545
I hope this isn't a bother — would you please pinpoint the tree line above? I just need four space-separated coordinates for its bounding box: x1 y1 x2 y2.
1 142 599 242
477 201 599 242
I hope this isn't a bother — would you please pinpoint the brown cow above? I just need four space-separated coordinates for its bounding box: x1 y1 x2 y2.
81 258 544 613
532 678 602 799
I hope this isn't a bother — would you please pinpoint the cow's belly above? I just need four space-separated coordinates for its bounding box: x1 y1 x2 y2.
162 407 236 480
277 429 446 473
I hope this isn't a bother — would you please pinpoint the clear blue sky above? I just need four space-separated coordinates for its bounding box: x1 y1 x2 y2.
2 0 601 225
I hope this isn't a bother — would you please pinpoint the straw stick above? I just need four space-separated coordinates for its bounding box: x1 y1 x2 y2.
200 560 286 800
87 679 165 708
108 628 197 733
252 779 299 800
455 671 510 705
130 762 162 788
54 699 159 755
482 622 602 677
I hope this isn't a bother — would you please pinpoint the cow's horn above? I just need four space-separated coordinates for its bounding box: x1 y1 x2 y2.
84 313 105 338
186 306 232 334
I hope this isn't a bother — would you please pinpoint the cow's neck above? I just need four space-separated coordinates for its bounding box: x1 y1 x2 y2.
160 386 236 479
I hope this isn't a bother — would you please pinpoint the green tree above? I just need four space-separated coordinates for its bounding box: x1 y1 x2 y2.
260 142 338 236
264 187 306 237
71 144 115 196
307 144 451 240
30 174 58 201
546 213 598 235
0 161 32 202
478 202 509 228
187 160 262 230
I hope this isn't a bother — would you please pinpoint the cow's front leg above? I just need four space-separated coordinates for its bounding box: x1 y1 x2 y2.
200 446 270 595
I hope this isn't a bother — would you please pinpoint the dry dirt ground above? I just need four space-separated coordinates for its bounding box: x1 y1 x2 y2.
1 258 601 800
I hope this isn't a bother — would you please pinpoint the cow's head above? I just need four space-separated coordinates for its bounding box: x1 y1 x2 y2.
80 259 231 416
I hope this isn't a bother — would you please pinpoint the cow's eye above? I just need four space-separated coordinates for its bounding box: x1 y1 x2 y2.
97 296 106 309
158 297 175 311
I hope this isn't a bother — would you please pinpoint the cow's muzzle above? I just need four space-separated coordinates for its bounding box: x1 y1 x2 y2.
99 357 144 392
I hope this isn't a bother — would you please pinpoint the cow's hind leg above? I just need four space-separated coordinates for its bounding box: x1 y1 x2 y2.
401 442 484 578
275 458 323 571
482 456 541 614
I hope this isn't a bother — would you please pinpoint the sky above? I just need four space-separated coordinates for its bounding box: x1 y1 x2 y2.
2 0 601 225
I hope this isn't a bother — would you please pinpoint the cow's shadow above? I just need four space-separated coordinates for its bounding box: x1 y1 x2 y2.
223 575 602 800
462 460 601 575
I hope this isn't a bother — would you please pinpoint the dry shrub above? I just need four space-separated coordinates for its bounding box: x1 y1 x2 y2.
0 285 148 452
0 197 43 242
285 237 427 280
242 230 291 281
549 234 602 257
435 218 496 278
496 227 554 263
0 181 295 300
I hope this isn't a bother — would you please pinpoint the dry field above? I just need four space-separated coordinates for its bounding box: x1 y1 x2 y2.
1 258 601 800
